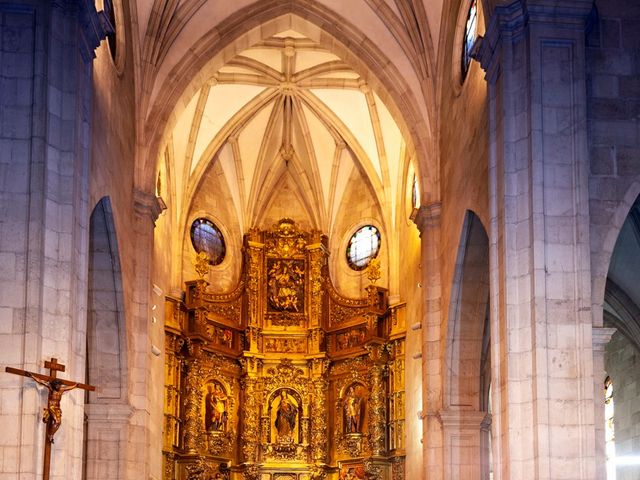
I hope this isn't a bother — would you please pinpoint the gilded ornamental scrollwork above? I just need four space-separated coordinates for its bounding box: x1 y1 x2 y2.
164 219 402 480
264 218 307 258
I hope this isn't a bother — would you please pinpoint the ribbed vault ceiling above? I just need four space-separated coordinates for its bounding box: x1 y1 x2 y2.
166 30 408 233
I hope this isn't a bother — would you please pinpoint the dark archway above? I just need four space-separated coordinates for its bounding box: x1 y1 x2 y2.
602 195 640 479
83 197 130 480
442 210 491 480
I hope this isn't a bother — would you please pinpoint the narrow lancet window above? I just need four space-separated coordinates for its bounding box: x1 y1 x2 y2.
605 376 616 479
461 0 478 81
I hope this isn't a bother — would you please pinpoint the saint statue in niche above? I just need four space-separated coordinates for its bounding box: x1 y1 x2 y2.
205 383 228 432
274 390 297 441
344 385 364 434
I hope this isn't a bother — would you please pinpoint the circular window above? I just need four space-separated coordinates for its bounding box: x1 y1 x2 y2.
190 218 226 265
461 0 478 82
346 225 381 271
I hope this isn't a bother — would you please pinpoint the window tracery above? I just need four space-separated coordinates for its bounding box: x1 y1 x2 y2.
346 225 381 271
190 218 226 265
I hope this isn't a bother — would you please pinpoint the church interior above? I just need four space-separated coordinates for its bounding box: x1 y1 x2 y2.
0 0 639 479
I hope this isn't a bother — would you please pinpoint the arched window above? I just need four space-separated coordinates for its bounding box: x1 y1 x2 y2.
104 0 118 61
346 225 381 270
412 175 420 210
461 0 478 80
190 218 226 265
605 376 616 479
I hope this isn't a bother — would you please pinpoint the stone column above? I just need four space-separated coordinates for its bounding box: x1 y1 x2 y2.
592 327 616 480
0 1 108 478
413 202 443 480
128 189 165 479
477 1 597 478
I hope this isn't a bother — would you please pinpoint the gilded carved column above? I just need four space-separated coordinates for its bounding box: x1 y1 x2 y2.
311 376 329 462
306 241 326 328
367 345 387 456
240 376 259 463
183 358 204 453
245 240 263 328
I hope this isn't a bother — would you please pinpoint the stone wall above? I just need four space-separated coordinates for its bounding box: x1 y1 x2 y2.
329 166 387 298
588 0 640 325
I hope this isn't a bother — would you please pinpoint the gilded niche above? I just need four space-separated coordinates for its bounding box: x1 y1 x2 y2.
163 219 404 480
204 381 229 433
267 259 305 312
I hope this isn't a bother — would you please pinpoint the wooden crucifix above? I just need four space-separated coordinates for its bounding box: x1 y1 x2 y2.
5 358 95 480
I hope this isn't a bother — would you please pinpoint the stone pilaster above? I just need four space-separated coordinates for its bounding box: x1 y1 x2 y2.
413 202 443 480
439 410 489 480
477 1 597 478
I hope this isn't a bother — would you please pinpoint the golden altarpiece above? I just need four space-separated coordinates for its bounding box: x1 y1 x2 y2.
163 219 406 480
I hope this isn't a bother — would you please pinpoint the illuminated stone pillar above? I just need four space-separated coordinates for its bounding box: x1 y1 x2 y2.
477 1 598 478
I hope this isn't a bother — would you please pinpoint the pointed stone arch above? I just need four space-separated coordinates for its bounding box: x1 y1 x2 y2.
83 197 132 480
592 181 640 327
442 210 490 480
599 192 640 480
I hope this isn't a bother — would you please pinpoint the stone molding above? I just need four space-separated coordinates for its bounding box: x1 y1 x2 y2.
52 0 112 63
85 403 134 424
438 410 488 430
133 188 166 225
592 327 617 353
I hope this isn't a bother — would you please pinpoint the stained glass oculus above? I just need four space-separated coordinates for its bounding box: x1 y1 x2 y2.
461 0 478 81
190 218 226 265
346 225 381 271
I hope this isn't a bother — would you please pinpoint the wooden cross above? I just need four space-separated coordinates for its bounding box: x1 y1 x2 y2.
5 358 95 480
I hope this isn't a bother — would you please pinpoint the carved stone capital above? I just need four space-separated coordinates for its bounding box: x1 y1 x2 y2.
478 0 595 83
438 410 488 431
77 0 113 62
592 327 616 353
133 189 165 225
412 202 441 237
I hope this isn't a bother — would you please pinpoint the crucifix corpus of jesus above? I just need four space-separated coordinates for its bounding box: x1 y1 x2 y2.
5 358 95 480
